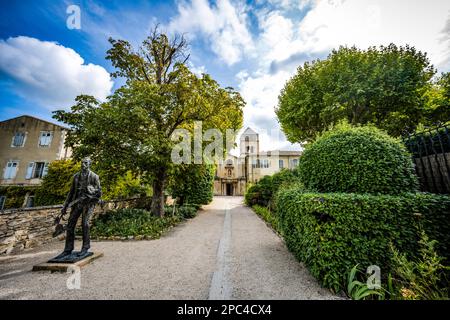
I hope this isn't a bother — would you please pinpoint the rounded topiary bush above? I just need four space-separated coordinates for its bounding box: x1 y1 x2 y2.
297 125 418 195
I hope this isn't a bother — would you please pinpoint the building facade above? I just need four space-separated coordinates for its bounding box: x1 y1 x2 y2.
0 115 72 187
214 127 301 196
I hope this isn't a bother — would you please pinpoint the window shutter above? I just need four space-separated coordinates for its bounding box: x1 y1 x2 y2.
42 163 49 177
26 162 35 179
3 163 11 179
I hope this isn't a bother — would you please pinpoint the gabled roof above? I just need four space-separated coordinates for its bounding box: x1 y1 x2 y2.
240 127 258 138
0 115 70 130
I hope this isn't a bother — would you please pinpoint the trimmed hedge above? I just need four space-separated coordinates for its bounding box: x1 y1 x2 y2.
276 188 450 293
244 169 301 208
297 125 419 195
253 205 280 233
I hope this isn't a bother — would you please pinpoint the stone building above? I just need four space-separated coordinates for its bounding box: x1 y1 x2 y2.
214 127 301 196
0 115 72 208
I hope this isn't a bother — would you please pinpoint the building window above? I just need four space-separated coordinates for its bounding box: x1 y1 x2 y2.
250 146 254 153
262 159 269 168
3 161 18 179
279 159 284 169
25 162 49 179
11 132 26 147
0 196 5 210
290 159 299 168
39 131 53 147
25 195 35 208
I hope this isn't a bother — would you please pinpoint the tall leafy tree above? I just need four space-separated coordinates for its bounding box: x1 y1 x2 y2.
423 72 450 125
54 28 244 216
276 44 436 142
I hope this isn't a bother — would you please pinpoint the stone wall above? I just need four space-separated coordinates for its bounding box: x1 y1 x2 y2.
0 198 142 255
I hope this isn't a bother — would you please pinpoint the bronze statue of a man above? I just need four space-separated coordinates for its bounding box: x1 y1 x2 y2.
53 157 101 260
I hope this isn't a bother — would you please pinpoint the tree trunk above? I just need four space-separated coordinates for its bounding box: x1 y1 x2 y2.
151 167 167 217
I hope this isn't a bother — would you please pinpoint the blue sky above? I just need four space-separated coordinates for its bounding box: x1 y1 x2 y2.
1 0 449 151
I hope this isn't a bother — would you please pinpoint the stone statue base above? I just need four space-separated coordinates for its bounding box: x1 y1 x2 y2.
48 251 93 263
32 252 103 272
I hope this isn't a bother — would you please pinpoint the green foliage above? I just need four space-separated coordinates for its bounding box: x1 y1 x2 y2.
33 160 150 206
276 44 437 142
244 175 273 207
244 169 301 208
297 124 419 195
0 186 38 209
34 159 80 206
53 28 244 216
252 205 280 233
163 204 198 219
423 72 450 125
389 232 449 300
276 189 450 293
347 265 384 300
170 164 215 207
96 169 151 201
90 208 183 239
404 122 450 156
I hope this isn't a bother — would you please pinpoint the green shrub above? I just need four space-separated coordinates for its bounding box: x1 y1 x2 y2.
34 160 151 206
170 164 215 207
276 188 450 293
0 186 39 209
297 124 419 195
90 208 182 239
252 205 280 233
244 175 273 207
244 169 301 208
34 159 80 206
164 204 198 219
388 231 449 300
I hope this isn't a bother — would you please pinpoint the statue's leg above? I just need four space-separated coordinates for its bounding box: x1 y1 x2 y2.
80 205 94 253
64 206 82 253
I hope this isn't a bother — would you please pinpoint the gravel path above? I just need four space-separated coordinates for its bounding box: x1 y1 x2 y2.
0 196 338 300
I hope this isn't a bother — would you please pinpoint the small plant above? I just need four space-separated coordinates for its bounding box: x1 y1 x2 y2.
252 205 280 233
389 231 449 300
90 208 183 239
347 265 384 300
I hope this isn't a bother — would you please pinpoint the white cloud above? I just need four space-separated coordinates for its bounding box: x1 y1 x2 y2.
0 36 113 109
237 69 302 150
296 0 450 70
235 0 450 150
188 62 207 77
167 0 254 65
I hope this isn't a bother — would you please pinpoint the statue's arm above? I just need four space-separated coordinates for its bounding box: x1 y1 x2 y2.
62 174 77 211
96 174 102 199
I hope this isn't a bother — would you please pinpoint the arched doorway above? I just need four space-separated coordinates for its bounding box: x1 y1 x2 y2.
226 183 234 196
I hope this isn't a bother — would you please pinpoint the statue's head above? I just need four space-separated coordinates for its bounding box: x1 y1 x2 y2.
81 157 92 171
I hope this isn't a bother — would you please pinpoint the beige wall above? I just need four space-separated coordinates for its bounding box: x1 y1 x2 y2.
213 153 300 195
0 116 71 186
245 154 299 183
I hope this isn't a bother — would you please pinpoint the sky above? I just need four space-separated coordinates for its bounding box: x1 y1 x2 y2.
1 0 450 153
